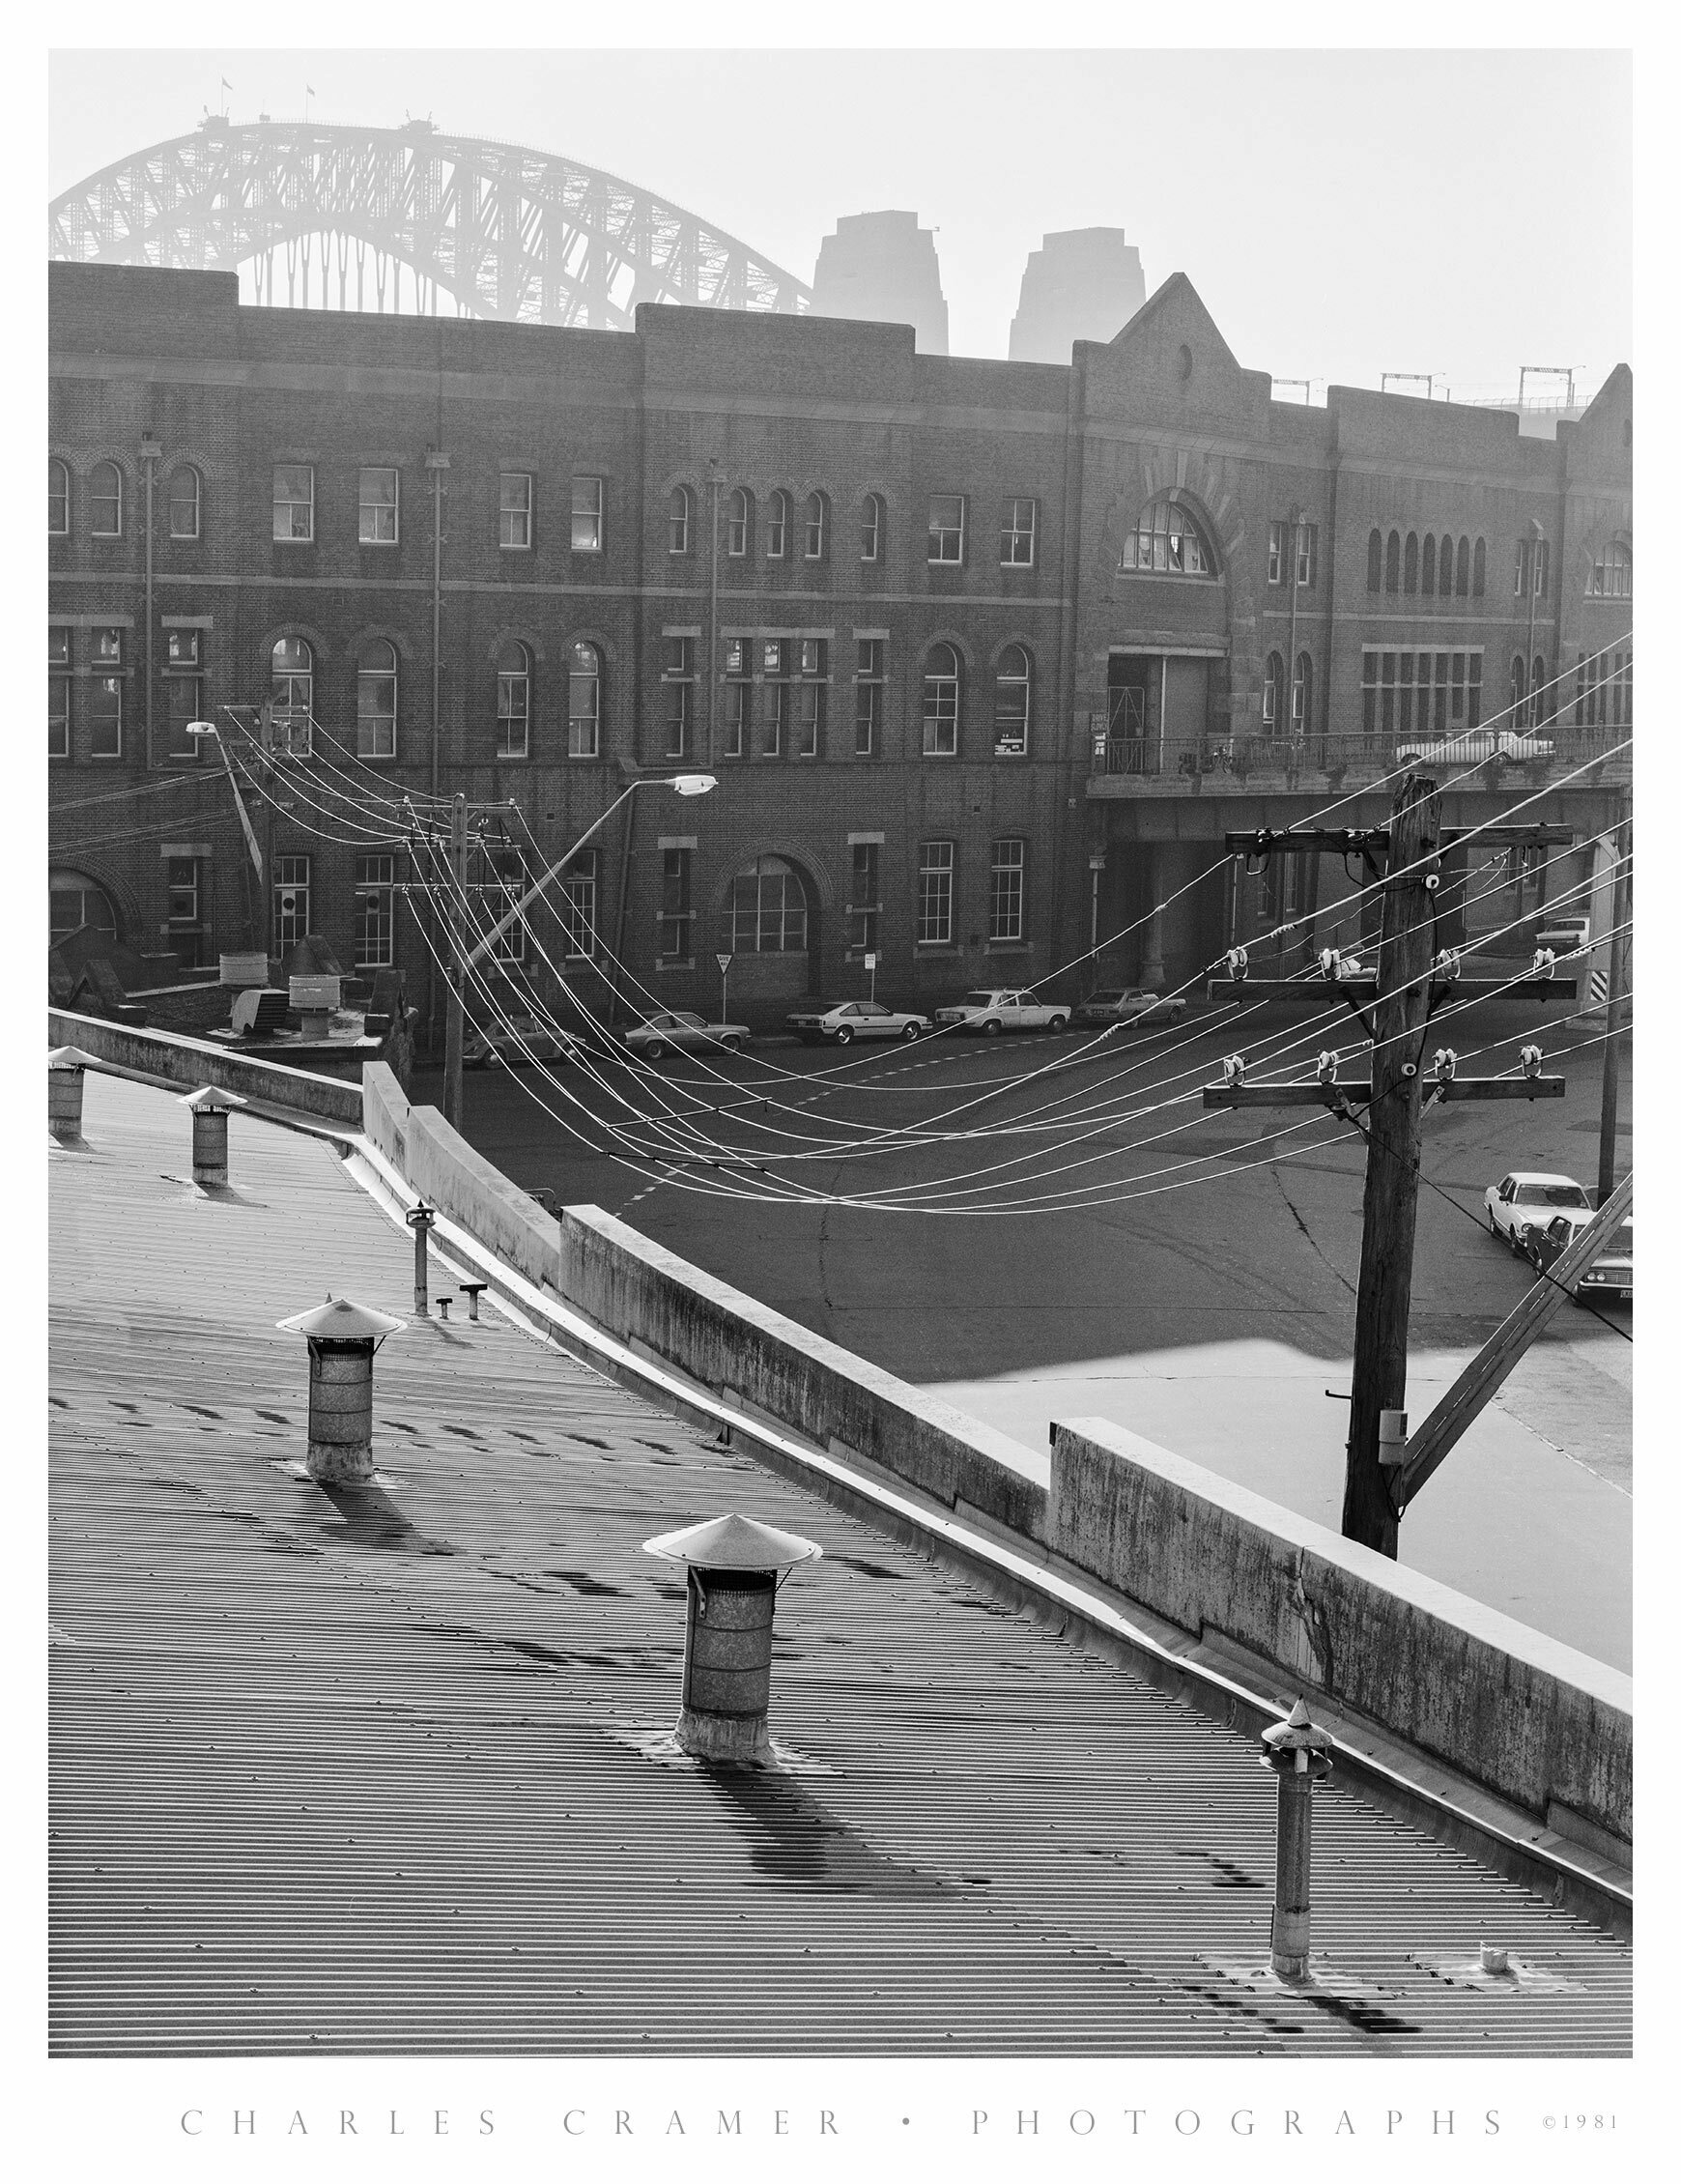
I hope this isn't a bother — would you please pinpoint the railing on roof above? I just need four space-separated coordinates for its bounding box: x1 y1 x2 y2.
1089 722 1632 791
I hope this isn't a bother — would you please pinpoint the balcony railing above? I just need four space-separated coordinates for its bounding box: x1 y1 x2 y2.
1090 724 1632 790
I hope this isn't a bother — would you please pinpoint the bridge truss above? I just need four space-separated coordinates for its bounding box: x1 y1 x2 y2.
48 118 813 330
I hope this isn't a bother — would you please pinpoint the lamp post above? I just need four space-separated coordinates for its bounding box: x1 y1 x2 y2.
442 773 718 1130
186 720 265 951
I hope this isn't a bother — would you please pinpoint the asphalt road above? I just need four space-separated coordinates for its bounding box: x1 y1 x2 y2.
416 992 1633 1668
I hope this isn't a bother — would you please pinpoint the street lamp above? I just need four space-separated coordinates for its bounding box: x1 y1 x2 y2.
442 773 718 1129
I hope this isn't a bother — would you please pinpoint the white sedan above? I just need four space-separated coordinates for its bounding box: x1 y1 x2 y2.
621 1009 751 1061
933 989 1070 1035
1485 1170 1592 1251
785 999 932 1046
1398 728 1555 766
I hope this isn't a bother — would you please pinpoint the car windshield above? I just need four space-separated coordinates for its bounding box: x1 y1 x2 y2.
1517 1183 1590 1208
963 991 997 1006
1601 1224 1634 1256
673 1013 705 1028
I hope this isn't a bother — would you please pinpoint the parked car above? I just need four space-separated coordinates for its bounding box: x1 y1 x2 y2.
621 1009 751 1061
1073 987 1188 1028
1396 727 1555 767
462 1014 579 1069
785 999 932 1046
933 988 1070 1036
1524 1209 1634 1304
1533 913 1592 959
1484 1170 1591 1250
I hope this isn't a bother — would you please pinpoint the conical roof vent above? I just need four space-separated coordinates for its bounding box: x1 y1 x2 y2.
182 1083 248 1112
276 1296 408 1340
643 1511 822 1573
47 1046 99 1070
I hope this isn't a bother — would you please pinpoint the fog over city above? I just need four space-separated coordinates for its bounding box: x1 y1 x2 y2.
49 44 1631 397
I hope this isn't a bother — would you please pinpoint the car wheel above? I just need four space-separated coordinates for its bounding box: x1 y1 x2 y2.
1510 1226 1525 1257
1047 1014 1068 1033
643 1040 666 1061
835 1025 854 1046
1488 1210 1498 1237
982 1019 1002 1037
722 1035 744 1054
901 1020 921 1042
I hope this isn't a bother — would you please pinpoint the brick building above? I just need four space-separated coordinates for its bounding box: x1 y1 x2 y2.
48 263 1632 1033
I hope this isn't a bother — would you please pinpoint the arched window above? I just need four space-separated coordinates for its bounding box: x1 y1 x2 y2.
766 489 789 560
168 465 201 540
1262 650 1284 733
90 460 123 537
1532 654 1549 724
726 487 750 558
1510 654 1527 718
667 485 692 555
1587 538 1632 597
804 491 828 560
1292 651 1314 733
1421 533 1436 593
1455 536 1470 596
497 640 531 759
1472 537 1487 597
861 492 883 562
49 459 70 536
567 640 601 758
50 869 118 949
923 643 960 756
730 855 808 954
1122 498 1215 576
1365 529 1381 590
1383 530 1400 592
357 640 397 760
1404 532 1419 593
1439 532 1454 596
994 645 1031 756
271 636 313 719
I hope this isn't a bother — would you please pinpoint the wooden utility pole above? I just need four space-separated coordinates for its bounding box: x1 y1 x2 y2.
442 791 467 1132
1342 776 1440 1555
1206 790 1575 1559
1596 815 1632 1207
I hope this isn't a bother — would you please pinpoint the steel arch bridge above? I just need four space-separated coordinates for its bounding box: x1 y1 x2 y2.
48 117 813 330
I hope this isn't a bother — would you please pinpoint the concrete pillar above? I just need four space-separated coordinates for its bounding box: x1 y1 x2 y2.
48 1047 93 1140
275 1297 408 1485
643 1512 823 1764
1139 844 1166 990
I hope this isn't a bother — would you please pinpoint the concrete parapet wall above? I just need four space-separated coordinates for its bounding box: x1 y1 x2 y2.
557 1204 1047 1537
400 1099 564 1295
1050 1418 1632 1845
48 1009 363 1127
360 1061 411 1172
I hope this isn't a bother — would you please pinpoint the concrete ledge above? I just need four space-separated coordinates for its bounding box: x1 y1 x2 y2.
558 1202 1048 1537
1050 1416 1632 1847
48 1009 363 1128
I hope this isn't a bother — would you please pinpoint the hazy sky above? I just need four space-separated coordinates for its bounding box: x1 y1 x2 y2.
48 46 1633 399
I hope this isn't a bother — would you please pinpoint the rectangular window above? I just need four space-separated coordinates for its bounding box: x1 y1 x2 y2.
355 854 395 968
357 466 399 544
49 466 69 536
1296 523 1318 588
271 464 314 542
855 639 884 756
1380 649 1396 738
559 850 598 961
1001 497 1037 567
762 639 787 758
500 473 532 550
659 848 694 963
989 839 1025 943
1450 650 1467 726
484 853 527 964
917 841 954 945
795 638 825 759
357 652 397 761
723 638 750 759
663 635 694 760
1268 521 1285 586
49 627 70 758
861 496 880 562
1397 651 1414 740
1361 650 1379 737
497 659 529 760
571 474 604 553
272 853 310 954
165 854 212 969
928 494 966 564
1514 541 1527 597
89 627 123 758
1467 652 1483 730
163 628 204 761
849 842 880 954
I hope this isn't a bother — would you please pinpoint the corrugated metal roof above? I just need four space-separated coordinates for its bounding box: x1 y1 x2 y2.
49 1075 1632 2056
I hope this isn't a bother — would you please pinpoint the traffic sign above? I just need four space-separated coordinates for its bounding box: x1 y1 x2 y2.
715 953 733 975
864 953 877 970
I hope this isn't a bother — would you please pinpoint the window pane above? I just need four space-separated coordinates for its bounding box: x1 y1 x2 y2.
49 461 70 536
358 466 399 544
271 465 313 541
571 476 604 552
90 463 122 536
499 474 531 549
167 467 200 539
